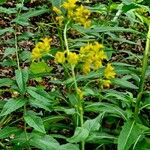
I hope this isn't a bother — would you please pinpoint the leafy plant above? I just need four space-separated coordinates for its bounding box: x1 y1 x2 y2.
0 0 150 150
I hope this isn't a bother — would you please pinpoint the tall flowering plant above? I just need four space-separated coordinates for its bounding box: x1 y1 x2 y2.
30 0 116 149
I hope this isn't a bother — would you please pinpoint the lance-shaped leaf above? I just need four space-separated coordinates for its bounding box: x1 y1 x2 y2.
24 112 46 134
118 119 144 150
0 98 26 116
15 68 28 94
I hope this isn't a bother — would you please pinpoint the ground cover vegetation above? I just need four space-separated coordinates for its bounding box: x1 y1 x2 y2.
0 0 150 149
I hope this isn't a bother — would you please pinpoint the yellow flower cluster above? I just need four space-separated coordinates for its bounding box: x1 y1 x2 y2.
54 41 116 89
55 51 79 65
63 0 77 10
53 7 64 26
104 63 116 79
31 37 52 61
55 42 107 74
53 0 91 27
73 5 91 28
79 42 107 74
101 63 116 88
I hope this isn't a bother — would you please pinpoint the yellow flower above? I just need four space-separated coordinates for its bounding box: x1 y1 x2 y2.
53 7 62 14
104 63 116 79
83 20 91 28
35 37 52 53
31 37 52 61
63 0 78 10
75 5 91 19
74 5 91 27
82 63 91 74
56 16 64 26
102 79 111 88
42 37 52 46
97 50 107 60
55 52 65 64
67 10 74 18
93 60 102 70
79 42 106 73
67 52 79 65
42 37 52 52
93 42 104 51
31 47 42 60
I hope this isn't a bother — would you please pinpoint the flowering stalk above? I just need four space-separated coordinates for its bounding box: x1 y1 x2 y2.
134 25 150 120
64 21 85 150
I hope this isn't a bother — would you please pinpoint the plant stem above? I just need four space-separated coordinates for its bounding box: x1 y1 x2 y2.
14 30 20 70
24 105 31 150
64 21 70 53
14 0 24 70
134 25 150 120
63 21 85 150
71 66 84 150
0 142 8 150
112 3 123 22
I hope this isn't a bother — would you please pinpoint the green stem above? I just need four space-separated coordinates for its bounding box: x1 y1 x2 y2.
58 28 65 50
24 105 31 150
14 0 25 70
14 30 20 70
63 21 84 150
134 25 150 120
0 142 8 150
64 21 70 53
112 3 123 22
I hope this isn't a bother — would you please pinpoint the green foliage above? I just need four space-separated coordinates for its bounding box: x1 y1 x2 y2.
30 62 52 74
118 119 148 150
24 111 46 133
0 0 150 149
0 98 26 116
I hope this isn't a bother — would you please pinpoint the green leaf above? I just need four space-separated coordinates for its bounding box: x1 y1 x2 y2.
104 90 132 104
12 8 49 26
112 78 138 89
73 25 140 35
67 94 78 106
30 134 60 150
30 62 52 74
27 87 52 106
106 32 137 44
49 0 65 7
29 98 51 111
43 116 66 130
3 48 16 58
0 27 14 36
86 132 117 144
83 113 104 132
0 78 14 87
118 119 144 150
0 127 22 139
60 143 79 150
133 138 150 150
122 0 133 5
122 3 140 13
1 58 17 67
85 102 127 120
24 112 46 134
15 68 28 93
20 51 31 61
0 98 26 116
0 7 17 14
11 132 32 148
67 127 89 143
